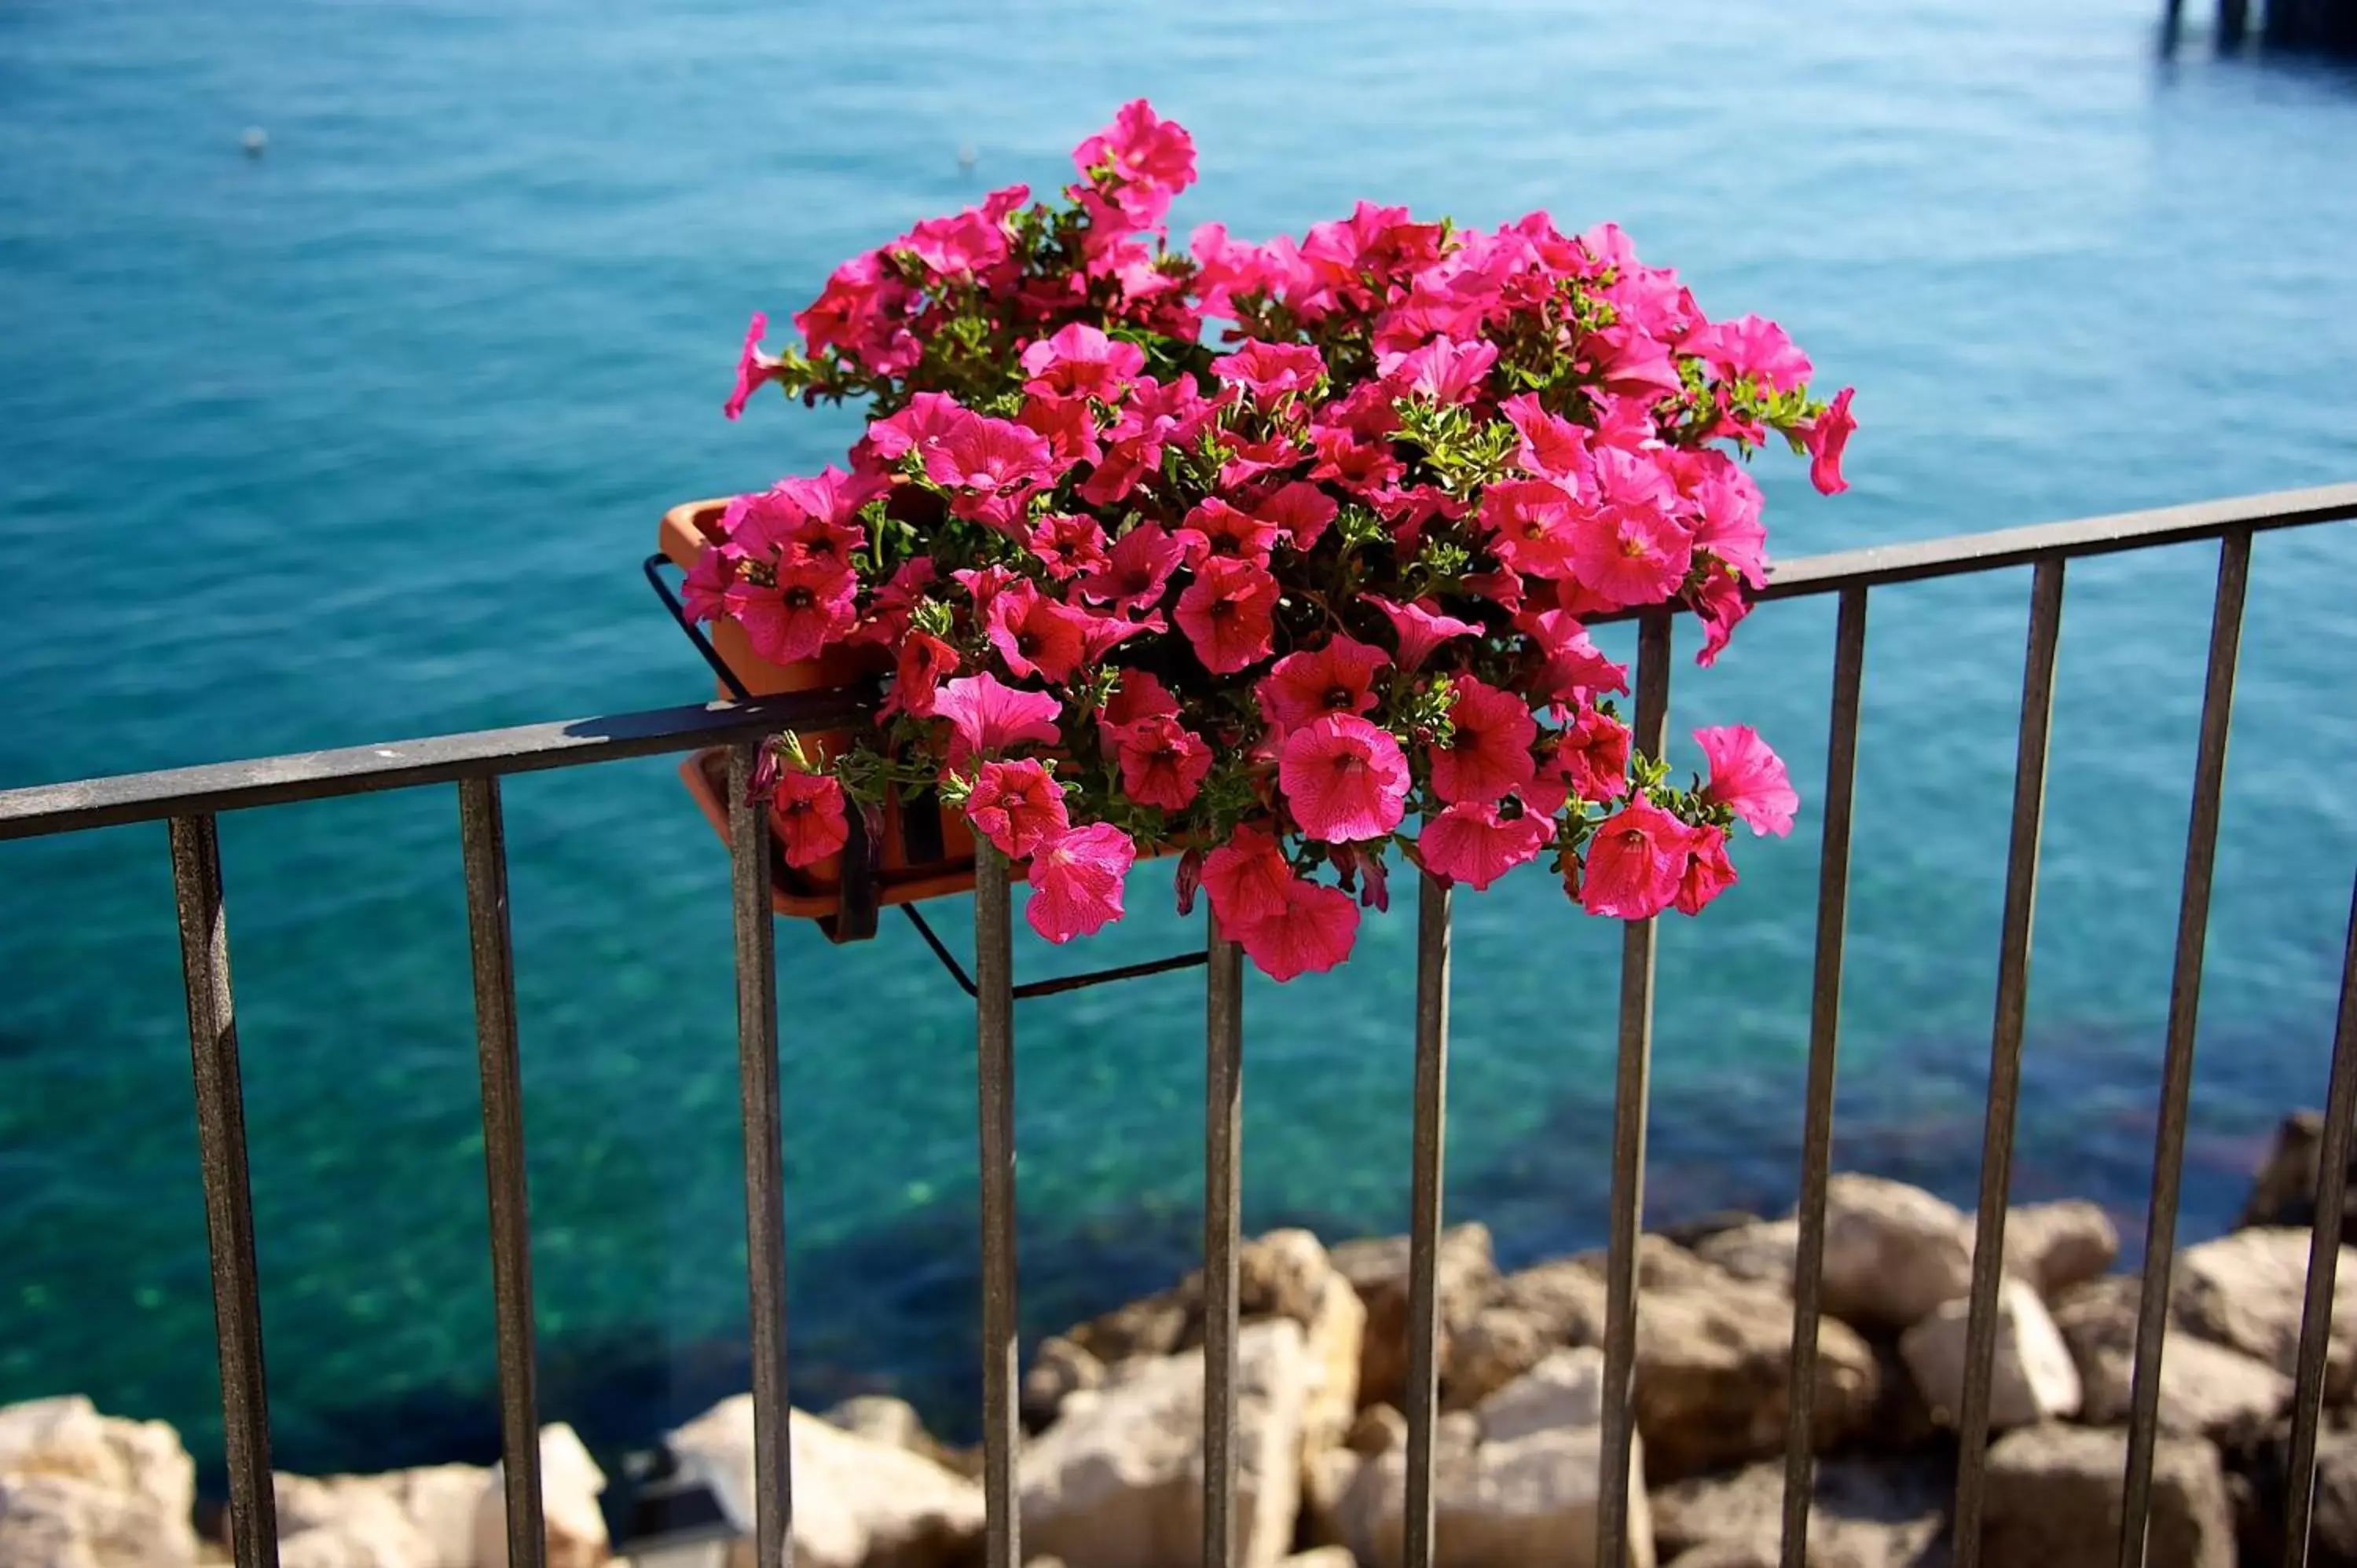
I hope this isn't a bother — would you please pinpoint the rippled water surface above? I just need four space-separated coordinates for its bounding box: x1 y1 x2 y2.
2 0 2355 1478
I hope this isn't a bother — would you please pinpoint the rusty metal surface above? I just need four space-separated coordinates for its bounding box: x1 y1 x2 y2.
1597 611 1673 1567
0 688 875 841
168 815 280 1568
1403 872 1453 1568
1203 932 1244 1568
727 744 794 1568
1780 584 1871 1568
974 845 1021 1568
1951 558 2068 1566
458 779 547 1568
2117 530 2250 1565
2284 877 2357 1566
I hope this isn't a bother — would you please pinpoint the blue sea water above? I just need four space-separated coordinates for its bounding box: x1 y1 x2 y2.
3 0 2356 1485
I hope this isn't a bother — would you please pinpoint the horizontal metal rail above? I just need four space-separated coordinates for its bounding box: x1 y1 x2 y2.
5 483 2356 1568
5 485 2351 841
0 689 877 841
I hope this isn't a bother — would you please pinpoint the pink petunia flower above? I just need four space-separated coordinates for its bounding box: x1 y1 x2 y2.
1578 794 1692 920
933 672 1062 766
1077 607 1163 665
1078 522 1186 614
1499 393 1593 483
1072 99 1197 231
1687 313 1813 394
896 183 1026 280
1676 449 1769 588
984 581 1088 684
1376 336 1500 404
1695 724 1798 837
1027 512 1110 581
1175 556 1280 674
771 769 850 870
1279 713 1410 843
1177 498 1282 567
1419 798 1555 891
1515 606 1629 704
1672 822 1737 915
1233 875 1361 982
681 544 737 624
1256 635 1390 734
724 312 784 421
1568 472 1692 610
881 628 958 720
1020 323 1148 399
1211 339 1326 403
1365 595 1480 675
1110 713 1213 811
1430 676 1537 804
1692 569 1752 669
868 391 981 467
1025 822 1137 943
1482 478 1582 581
1102 668 1181 729
724 559 857 665
1202 824 1293 930
1550 704 1633 804
1019 394 1106 469
1804 387 1856 496
922 413 1056 497
1258 481 1339 551
965 758 1071 859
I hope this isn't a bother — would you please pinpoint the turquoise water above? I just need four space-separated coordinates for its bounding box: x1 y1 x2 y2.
4 0 2355 1482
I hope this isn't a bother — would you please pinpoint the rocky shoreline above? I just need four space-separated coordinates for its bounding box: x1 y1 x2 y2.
7 1116 2356 1568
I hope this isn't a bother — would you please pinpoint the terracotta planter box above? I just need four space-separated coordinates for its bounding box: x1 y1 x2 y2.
659 499 1014 933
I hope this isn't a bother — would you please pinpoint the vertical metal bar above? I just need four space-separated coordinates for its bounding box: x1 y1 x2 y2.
458 779 546 1568
726 743 793 1568
1952 558 2067 1567
1597 611 1673 1568
2284 877 2357 1566
1203 932 1244 1568
2118 531 2250 1566
975 844 1021 1568
168 815 280 1568
1403 872 1453 1568
1780 585 1871 1568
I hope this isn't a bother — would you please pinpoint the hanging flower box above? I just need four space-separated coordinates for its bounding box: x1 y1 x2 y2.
658 497 995 934
659 100 1856 976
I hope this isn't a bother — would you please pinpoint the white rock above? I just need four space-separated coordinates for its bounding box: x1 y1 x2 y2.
2051 1278 2289 1441
1021 1318 1306 1568
1336 1347 1654 1568
0 1471 200 1568
1899 1277 2082 1429
1981 1423 2231 1568
472 1423 609 1568
387 1466 492 1568
1298 1266 1366 1460
2174 1227 2357 1399
1816 1175 1974 1330
1989 1200 2121 1299
669 1395 983 1568
1331 1224 1497 1416
0 1395 197 1566
1650 1454 1950 1566
1692 1220 1800 1291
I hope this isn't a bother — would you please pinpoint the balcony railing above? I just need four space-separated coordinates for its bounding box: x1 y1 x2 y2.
4 482 2357 1568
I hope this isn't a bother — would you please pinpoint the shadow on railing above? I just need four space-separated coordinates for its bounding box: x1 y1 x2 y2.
5 483 2357 1568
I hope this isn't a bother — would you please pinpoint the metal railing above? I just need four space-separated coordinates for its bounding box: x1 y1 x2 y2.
4 483 2357 1568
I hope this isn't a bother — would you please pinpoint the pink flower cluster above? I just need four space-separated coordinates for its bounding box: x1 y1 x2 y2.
702 102 1849 978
